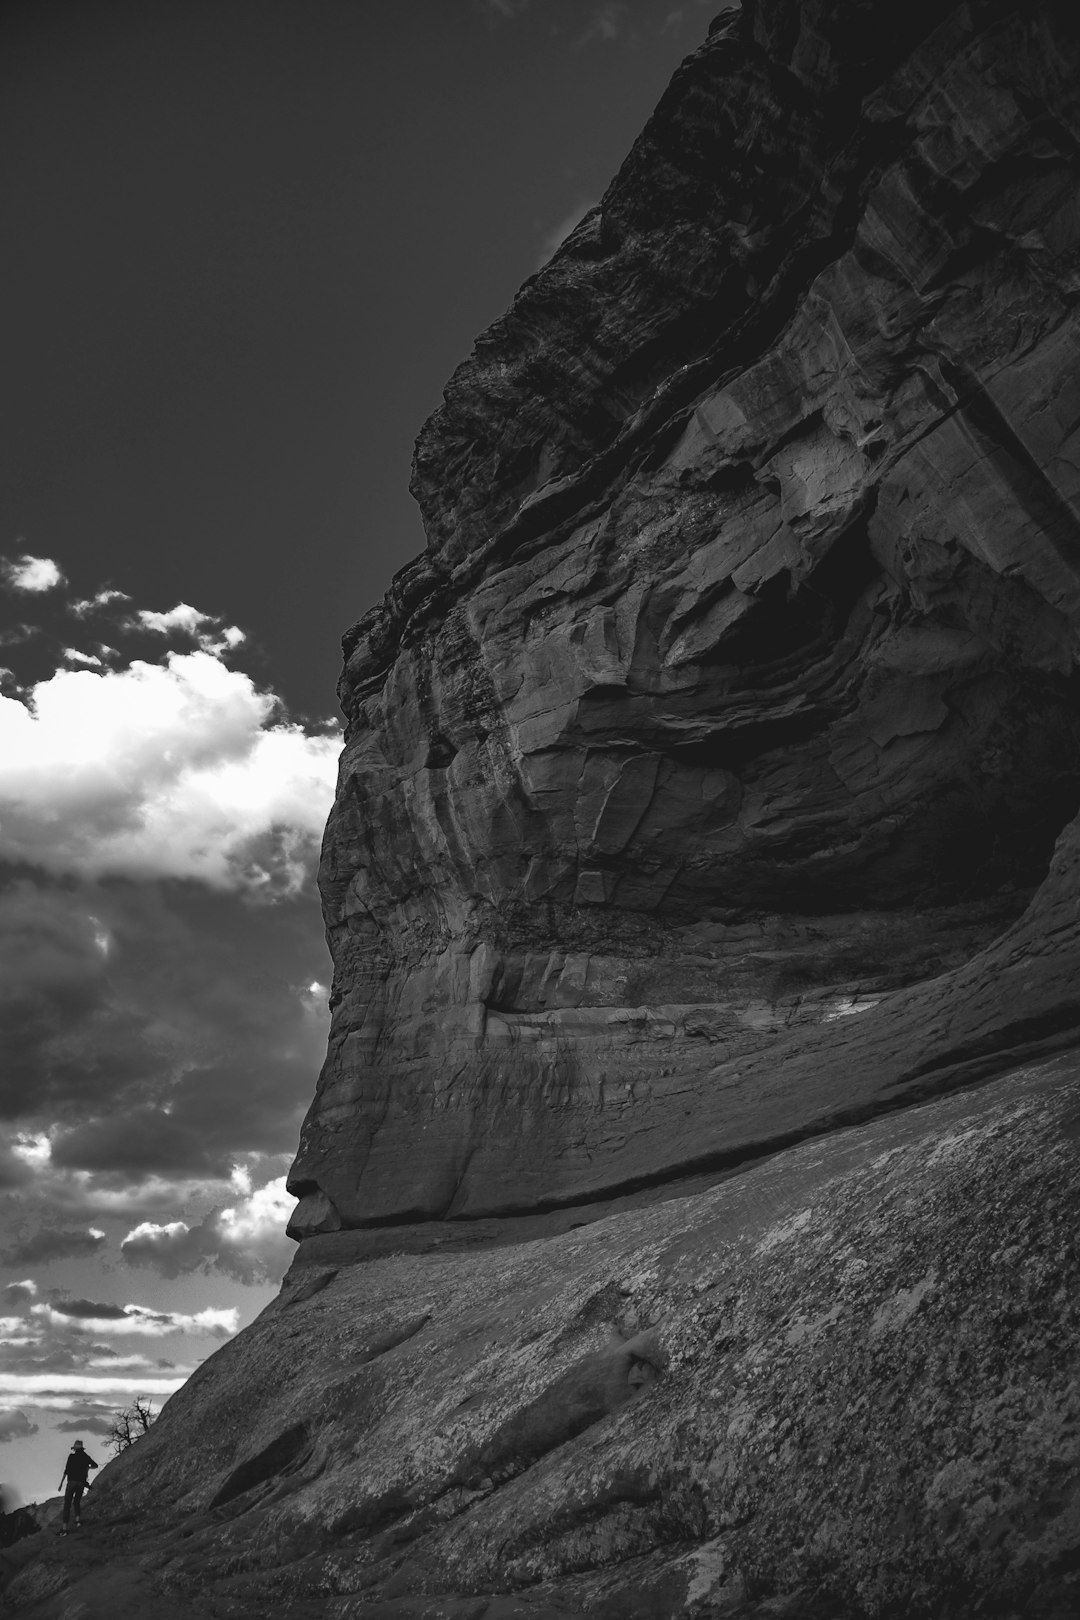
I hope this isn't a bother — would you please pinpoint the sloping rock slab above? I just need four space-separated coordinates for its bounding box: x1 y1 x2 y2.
12 1053 1078 1618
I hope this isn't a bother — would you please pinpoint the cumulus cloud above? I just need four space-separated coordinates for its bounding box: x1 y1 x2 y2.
121 1175 295 1284
0 576 326 1311
0 872 328 1200
0 650 339 894
131 602 246 658
69 588 130 618
1 554 65 594
0 1276 222 1434
0 1410 39 1443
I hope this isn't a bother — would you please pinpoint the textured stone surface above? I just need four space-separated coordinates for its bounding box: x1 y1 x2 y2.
289 0 1080 1230
9 1056 1079 1616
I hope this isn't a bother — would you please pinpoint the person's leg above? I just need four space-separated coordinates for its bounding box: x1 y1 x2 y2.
62 1479 76 1532
73 1482 84 1526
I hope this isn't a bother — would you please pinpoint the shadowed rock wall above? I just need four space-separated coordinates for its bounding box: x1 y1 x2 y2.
289 0 1080 1232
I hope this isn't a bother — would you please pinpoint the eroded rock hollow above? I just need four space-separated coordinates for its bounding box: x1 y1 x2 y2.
288 0 1080 1233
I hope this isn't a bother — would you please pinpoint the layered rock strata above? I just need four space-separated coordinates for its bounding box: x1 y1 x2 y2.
289 0 1080 1231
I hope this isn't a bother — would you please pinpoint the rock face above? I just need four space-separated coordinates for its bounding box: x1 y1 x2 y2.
12 1056 1080 1616
288 0 1080 1232
9 5 1080 1617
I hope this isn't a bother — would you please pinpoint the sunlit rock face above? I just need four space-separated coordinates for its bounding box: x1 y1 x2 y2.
289 0 1080 1232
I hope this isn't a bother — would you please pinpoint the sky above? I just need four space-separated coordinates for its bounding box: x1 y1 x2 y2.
0 0 721 1505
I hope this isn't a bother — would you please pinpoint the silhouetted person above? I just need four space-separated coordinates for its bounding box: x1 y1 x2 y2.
58 1440 97 1533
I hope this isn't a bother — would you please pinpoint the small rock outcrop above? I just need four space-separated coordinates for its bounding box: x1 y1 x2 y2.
8 4 1080 1616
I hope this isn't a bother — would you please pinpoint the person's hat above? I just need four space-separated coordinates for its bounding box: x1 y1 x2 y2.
72 1440 84 1449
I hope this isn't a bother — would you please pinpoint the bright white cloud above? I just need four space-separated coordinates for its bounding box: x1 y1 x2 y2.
11 1133 52 1168
0 1374 186 1396
123 1219 189 1249
0 651 339 894
134 604 210 637
1 554 65 593
121 1176 295 1284
62 648 103 668
132 603 246 658
70 588 131 617
217 1177 294 1247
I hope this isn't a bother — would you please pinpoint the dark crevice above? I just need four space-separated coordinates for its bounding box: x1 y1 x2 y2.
424 734 458 771
939 357 1080 575
209 1425 310 1511
899 1004 1080 1085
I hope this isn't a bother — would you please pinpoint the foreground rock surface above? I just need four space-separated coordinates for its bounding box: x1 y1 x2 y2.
287 0 1080 1231
6 1056 1079 1617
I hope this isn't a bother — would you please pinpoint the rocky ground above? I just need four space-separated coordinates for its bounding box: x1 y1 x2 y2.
3 1053 1078 1617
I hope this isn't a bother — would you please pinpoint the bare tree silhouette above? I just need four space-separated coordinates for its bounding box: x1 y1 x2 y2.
107 1398 156 1456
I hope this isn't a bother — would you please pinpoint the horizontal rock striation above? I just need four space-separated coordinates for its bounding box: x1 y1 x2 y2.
289 0 1080 1231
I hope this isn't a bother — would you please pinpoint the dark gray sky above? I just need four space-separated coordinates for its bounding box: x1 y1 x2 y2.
3 0 718 715
0 0 720 1502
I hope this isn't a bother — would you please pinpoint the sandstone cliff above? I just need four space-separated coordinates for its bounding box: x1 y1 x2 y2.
288 0 1080 1233
6 3 1080 1616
